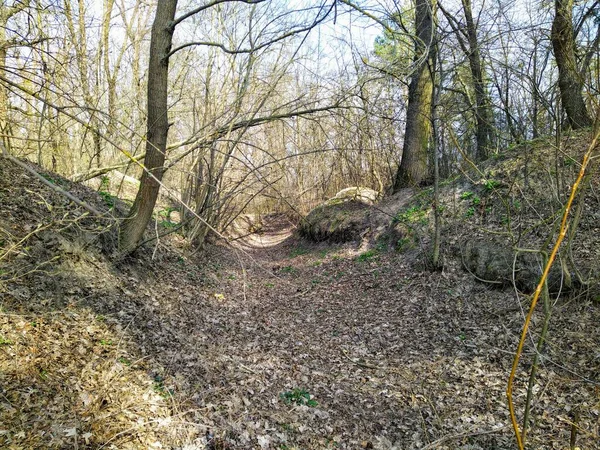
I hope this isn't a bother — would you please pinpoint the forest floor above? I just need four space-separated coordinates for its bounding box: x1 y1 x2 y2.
1 156 600 449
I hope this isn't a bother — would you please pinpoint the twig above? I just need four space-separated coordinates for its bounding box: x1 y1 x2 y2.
557 414 598 440
506 121 600 449
420 426 509 450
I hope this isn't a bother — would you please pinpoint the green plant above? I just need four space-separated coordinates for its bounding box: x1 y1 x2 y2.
281 265 295 273
41 173 63 185
99 175 110 190
98 174 115 208
118 356 131 366
356 249 378 262
289 247 308 258
265 282 275 288
484 179 500 191
153 375 174 399
462 191 481 216
158 207 176 219
98 190 115 208
395 205 428 224
280 388 318 407
396 237 412 252
159 220 178 229
158 207 178 228
99 339 112 346
0 336 13 345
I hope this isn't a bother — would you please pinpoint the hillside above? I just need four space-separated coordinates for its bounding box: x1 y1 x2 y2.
1 132 600 449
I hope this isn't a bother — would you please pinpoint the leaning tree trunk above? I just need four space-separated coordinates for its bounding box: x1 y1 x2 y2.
119 0 178 253
393 0 436 191
551 0 592 129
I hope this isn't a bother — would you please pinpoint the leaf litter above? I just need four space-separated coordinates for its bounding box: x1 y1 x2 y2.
0 153 599 449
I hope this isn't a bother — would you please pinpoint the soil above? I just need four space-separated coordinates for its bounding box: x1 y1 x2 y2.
1 145 600 449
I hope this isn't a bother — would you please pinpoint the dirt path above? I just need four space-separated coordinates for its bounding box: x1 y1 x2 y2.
166 218 517 449
163 215 596 450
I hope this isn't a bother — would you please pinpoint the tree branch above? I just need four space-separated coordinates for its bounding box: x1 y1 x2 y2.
168 1 335 58
171 0 267 29
165 101 342 169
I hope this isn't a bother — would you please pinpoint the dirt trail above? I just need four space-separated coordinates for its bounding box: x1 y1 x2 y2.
178 215 598 450
232 214 298 260
176 217 515 449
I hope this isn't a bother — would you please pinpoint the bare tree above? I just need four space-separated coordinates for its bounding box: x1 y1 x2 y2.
0 0 32 153
551 0 593 129
119 0 178 253
439 0 493 161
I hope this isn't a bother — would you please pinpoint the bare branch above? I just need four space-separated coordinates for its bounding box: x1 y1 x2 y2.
171 0 267 29
168 1 335 58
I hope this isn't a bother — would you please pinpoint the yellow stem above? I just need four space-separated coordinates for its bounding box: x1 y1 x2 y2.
506 123 599 449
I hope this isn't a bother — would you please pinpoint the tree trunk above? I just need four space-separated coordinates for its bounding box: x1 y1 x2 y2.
462 0 492 160
64 0 104 166
393 0 436 191
119 0 178 253
551 0 592 129
0 10 9 152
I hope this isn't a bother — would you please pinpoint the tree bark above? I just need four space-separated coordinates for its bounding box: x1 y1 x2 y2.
119 0 178 253
0 9 9 152
461 0 492 160
438 0 493 160
551 0 592 129
393 0 436 191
